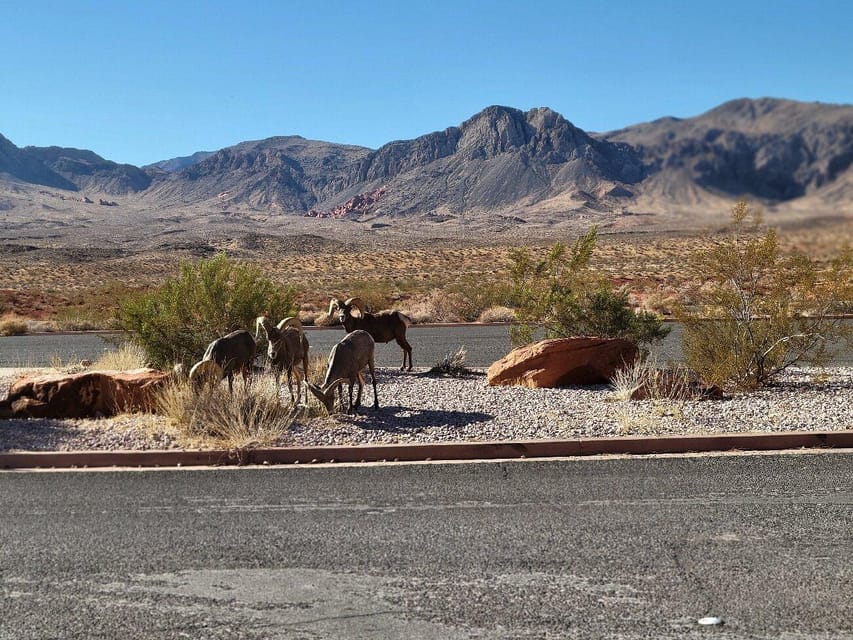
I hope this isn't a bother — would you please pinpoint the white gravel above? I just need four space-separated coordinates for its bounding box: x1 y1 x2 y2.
1 366 851 452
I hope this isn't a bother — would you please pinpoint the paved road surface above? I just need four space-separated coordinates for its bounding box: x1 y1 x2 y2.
2 322 851 368
1 452 851 639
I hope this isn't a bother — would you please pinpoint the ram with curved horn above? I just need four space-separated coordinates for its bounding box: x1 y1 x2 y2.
255 315 310 404
328 297 413 370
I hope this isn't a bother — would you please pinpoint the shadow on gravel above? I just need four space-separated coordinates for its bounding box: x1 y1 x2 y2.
337 405 494 432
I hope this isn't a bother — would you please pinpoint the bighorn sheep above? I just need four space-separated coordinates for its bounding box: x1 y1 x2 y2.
306 330 378 414
255 315 310 404
188 329 257 394
328 297 413 370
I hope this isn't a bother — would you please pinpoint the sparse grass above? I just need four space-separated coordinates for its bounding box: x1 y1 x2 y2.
427 346 474 377
0 316 28 336
609 355 699 402
2 224 848 325
90 342 148 370
477 306 515 323
154 373 296 449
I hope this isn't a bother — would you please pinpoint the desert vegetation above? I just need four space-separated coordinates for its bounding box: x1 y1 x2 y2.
676 201 853 391
507 227 669 347
113 253 297 369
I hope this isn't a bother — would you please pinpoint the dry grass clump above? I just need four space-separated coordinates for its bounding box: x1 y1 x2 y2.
476 306 515 323
90 342 148 370
609 355 708 402
400 290 467 324
155 374 297 449
0 316 28 336
312 311 339 327
427 346 475 377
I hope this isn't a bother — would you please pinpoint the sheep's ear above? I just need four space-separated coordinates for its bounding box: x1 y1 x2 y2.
328 299 341 317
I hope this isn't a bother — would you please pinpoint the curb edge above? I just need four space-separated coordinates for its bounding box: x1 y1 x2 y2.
2 431 852 470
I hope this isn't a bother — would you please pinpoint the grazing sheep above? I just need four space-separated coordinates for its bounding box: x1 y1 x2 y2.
189 329 256 394
255 315 310 404
328 297 413 370
306 330 378 414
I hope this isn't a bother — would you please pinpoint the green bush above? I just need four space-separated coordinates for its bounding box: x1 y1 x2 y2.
677 200 853 391
115 253 297 368
508 229 669 347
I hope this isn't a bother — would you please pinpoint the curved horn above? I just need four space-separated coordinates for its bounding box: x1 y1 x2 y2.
343 297 365 318
188 359 223 384
278 316 303 332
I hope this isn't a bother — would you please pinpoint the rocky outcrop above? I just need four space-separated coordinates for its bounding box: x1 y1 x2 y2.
487 337 638 388
0 369 172 419
307 186 387 218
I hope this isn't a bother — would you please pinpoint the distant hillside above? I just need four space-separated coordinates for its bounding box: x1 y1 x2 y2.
22 146 152 194
0 134 77 190
601 97 853 203
144 151 215 173
2 97 852 231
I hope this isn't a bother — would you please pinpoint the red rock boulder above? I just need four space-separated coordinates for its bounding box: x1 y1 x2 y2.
0 368 172 419
487 337 638 388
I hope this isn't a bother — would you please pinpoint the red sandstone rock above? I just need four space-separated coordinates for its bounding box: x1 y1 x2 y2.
1 368 172 419
487 337 639 388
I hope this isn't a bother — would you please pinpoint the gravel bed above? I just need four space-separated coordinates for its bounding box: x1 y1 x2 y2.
1 367 851 452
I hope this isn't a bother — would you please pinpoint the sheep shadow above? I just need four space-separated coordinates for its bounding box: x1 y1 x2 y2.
333 404 494 433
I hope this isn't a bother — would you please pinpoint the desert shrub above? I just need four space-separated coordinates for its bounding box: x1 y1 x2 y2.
51 311 103 332
677 200 853 391
0 317 28 336
427 346 474 377
508 229 669 347
155 374 295 448
477 305 516 323
610 355 700 402
400 290 467 324
444 275 515 322
90 342 149 370
115 253 297 369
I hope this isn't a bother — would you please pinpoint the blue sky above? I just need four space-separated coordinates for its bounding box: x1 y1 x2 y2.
3 0 851 166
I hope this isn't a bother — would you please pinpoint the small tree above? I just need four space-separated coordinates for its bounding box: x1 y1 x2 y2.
509 228 669 347
677 200 852 391
115 253 298 368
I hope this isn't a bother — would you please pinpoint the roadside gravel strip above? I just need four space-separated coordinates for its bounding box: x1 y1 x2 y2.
1 366 851 468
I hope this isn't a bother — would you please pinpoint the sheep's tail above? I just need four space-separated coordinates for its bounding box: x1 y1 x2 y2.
397 311 412 327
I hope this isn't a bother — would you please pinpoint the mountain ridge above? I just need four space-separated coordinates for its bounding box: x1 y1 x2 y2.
1 97 852 236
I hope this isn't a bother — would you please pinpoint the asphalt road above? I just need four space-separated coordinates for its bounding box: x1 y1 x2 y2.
2 322 851 369
1 452 851 639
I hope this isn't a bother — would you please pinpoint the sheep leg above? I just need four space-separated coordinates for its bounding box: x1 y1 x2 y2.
292 368 303 405
347 381 356 414
368 357 379 408
396 337 413 371
336 382 344 413
286 368 296 404
353 371 365 410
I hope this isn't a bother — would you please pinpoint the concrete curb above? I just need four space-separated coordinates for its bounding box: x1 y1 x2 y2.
1 430 851 470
